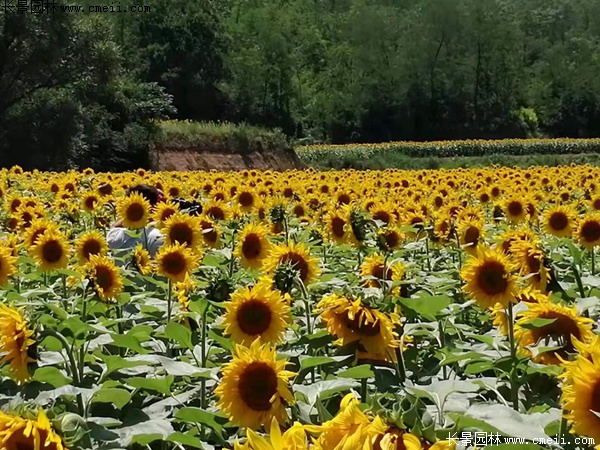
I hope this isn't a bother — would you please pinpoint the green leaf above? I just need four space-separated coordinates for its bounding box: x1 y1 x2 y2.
100 355 149 378
33 367 72 388
127 376 174 395
165 321 193 350
60 317 94 339
338 365 374 380
110 334 149 354
208 330 234 353
167 432 206 449
518 318 557 330
91 388 132 409
299 356 350 371
398 294 452 321
174 407 226 441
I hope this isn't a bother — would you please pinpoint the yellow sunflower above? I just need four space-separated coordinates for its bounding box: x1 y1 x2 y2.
457 219 484 255
0 304 34 384
117 192 150 230
31 229 70 272
460 246 518 309
317 293 402 363
0 246 17 287
577 214 600 248
23 219 58 248
360 254 405 292
133 244 153 275
263 242 321 286
81 192 101 212
162 212 202 252
324 211 354 245
199 217 221 249
156 242 200 283
561 351 600 441
234 223 271 270
0 409 67 450
88 254 123 302
369 416 455 450
542 205 577 238
510 240 550 292
503 196 528 223
153 201 180 228
223 283 291 346
515 301 595 365
215 339 295 430
246 417 309 450
311 393 371 450
75 230 108 265
491 288 549 336
377 227 404 251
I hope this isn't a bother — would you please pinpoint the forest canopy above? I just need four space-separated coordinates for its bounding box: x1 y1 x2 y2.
1 0 600 169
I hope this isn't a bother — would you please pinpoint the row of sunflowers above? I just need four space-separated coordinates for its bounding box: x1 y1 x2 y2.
0 164 600 449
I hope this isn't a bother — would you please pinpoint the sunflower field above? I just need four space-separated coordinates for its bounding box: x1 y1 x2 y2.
2 165 600 450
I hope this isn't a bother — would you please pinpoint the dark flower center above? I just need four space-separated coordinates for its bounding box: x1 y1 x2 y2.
476 261 507 295
169 223 194 247
82 239 102 260
239 192 254 207
42 240 63 263
127 203 145 222
238 362 278 411
237 299 272 335
242 233 262 259
507 201 523 217
162 253 186 275
549 212 568 231
331 217 345 238
344 311 381 337
581 221 600 243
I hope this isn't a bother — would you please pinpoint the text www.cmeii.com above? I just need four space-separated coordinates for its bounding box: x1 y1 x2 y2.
3 1 151 13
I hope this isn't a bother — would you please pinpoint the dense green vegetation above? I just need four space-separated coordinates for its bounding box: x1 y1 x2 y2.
3 0 600 169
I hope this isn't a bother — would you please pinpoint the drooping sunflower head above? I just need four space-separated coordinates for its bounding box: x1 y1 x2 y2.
317 293 401 363
577 214 600 249
162 212 202 252
0 245 18 287
515 301 595 365
223 283 291 346
510 240 550 292
542 205 577 238
460 246 518 309
117 192 150 230
88 254 123 303
264 242 321 286
215 339 295 430
0 304 35 384
234 223 271 270
133 244 153 275
75 230 108 265
156 242 200 283
31 229 70 272
0 409 67 450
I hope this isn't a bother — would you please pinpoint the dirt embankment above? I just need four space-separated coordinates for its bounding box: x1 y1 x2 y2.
151 145 302 171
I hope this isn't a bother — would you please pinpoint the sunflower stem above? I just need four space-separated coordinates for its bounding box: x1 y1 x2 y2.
506 301 519 411
439 319 448 380
425 236 432 272
571 263 586 299
61 274 67 299
361 377 368 403
166 279 172 355
201 304 208 410
591 247 595 275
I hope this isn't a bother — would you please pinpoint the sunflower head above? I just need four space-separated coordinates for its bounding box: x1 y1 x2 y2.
75 230 108 265
360 253 405 291
264 242 320 286
133 244 153 275
223 283 291 346
156 242 200 283
577 214 600 248
31 229 70 272
234 223 271 270
117 192 151 230
542 205 576 238
215 339 295 430
0 409 67 450
163 212 202 253
0 245 18 287
461 246 518 309
88 254 123 302
0 304 35 384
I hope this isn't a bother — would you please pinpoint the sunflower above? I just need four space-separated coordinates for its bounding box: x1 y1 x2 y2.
460 246 518 309
75 230 108 265
377 227 403 251
203 199 229 221
23 219 58 248
359 254 405 292
133 244 153 275
369 416 454 450
153 201 180 228
234 223 271 270
156 242 200 283
117 192 150 230
215 339 295 430
0 304 34 384
324 211 353 245
542 205 577 238
577 214 600 248
88 254 123 302
31 229 70 272
263 242 320 286
236 189 257 213
246 417 309 450
311 393 371 450
162 212 202 252
561 352 600 441
317 293 401 363
515 301 595 365
0 246 17 287
223 283 291 346
81 192 101 212
0 409 67 450
457 219 484 255
496 228 538 256
199 217 221 249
